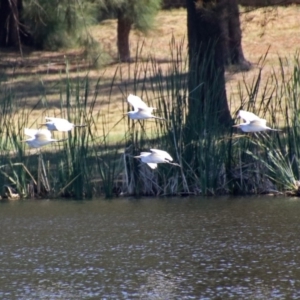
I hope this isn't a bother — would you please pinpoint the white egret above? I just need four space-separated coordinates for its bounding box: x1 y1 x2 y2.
23 128 59 148
134 149 180 169
126 94 165 120
233 110 279 132
41 117 86 132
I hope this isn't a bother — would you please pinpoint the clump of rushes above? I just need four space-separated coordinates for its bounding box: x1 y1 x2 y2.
1 45 300 199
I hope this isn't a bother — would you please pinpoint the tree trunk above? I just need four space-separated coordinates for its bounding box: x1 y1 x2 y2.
221 0 251 69
117 12 132 62
186 0 232 130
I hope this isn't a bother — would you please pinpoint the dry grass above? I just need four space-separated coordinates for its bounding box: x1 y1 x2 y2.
0 6 300 136
230 5 300 123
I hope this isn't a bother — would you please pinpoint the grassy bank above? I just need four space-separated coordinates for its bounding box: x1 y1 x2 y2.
0 48 300 199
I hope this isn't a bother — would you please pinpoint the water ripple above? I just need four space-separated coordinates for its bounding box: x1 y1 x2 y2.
1 198 300 299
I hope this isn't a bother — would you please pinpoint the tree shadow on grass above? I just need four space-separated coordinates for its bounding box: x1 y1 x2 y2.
0 48 237 120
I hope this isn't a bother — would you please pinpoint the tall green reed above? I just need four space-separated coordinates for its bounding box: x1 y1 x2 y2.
1 43 300 199
45 64 124 199
0 91 38 197
117 43 300 196
0 63 124 199
244 54 300 194
112 38 231 195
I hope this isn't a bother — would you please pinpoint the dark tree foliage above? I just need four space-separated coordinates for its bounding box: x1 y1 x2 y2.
0 0 96 51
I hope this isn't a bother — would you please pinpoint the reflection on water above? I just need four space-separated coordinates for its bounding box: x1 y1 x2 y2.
1 197 300 299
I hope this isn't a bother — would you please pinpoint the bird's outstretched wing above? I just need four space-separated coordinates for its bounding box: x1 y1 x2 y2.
238 110 261 123
150 149 173 162
35 129 52 141
250 119 267 127
45 116 74 131
127 94 149 110
45 117 71 124
147 163 158 169
24 128 38 138
140 152 152 156
45 117 61 122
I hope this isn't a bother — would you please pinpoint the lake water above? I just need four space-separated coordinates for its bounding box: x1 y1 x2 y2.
0 196 300 299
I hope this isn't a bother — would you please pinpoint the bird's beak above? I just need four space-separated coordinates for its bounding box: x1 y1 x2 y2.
232 124 239 127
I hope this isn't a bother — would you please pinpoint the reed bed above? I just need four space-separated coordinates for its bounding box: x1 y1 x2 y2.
1 46 300 199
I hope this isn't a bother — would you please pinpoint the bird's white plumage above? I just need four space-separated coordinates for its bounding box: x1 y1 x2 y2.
238 110 261 123
134 149 179 169
138 152 159 169
126 94 164 120
234 113 279 132
146 163 159 169
149 149 173 161
25 128 52 139
24 128 57 148
42 117 80 132
127 94 152 111
251 119 267 127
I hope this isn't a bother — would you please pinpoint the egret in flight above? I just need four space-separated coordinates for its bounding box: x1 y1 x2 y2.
23 128 59 148
233 110 279 132
134 149 180 169
126 94 165 120
41 117 86 132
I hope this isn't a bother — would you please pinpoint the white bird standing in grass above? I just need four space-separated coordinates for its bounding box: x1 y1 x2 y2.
23 128 59 148
126 94 165 120
233 110 280 132
40 117 86 132
134 149 180 169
